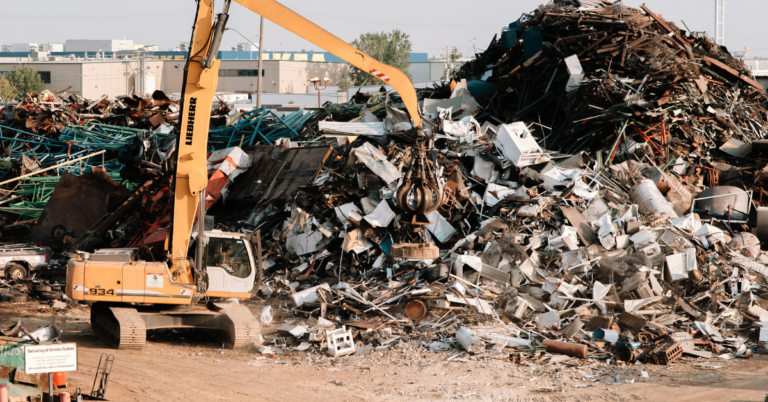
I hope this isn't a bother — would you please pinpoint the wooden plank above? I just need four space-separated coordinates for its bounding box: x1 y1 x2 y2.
597 45 622 54
621 31 630 66
13 369 47 388
577 34 611 57
626 35 652 49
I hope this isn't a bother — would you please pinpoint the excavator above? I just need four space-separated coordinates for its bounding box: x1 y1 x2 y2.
66 0 442 349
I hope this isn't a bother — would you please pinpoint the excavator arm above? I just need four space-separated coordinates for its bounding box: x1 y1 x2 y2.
232 0 422 129
169 0 424 277
168 0 220 281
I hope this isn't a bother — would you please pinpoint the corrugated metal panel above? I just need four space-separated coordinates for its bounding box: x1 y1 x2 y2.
756 77 768 91
408 63 430 82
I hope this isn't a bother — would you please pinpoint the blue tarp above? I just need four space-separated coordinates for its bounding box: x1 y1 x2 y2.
466 79 496 101
523 26 544 61
502 17 525 50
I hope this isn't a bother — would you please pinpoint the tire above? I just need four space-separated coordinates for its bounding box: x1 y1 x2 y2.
167 304 193 311
40 292 61 301
9 294 27 303
51 225 66 239
5 263 26 280
60 231 75 246
137 245 155 262
34 285 52 293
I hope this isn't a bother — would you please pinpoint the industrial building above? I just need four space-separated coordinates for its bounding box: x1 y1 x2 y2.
0 58 164 99
64 39 134 52
0 50 449 99
0 58 344 99
7 43 64 52
7 45 763 101
743 58 768 88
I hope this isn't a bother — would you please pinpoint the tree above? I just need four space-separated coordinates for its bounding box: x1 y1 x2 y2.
0 77 19 103
338 29 412 93
441 47 463 80
6 65 43 98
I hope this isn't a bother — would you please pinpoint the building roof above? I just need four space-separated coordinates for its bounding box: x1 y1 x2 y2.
0 50 430 63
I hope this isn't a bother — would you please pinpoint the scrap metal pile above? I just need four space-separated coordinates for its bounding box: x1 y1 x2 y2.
0 0 764 368
0 88 301 243
1 89 182 136
453 0 768 157
235 0 768 365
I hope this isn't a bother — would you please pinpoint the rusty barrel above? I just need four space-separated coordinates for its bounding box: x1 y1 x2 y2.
405 300 428 320
542 339 588 359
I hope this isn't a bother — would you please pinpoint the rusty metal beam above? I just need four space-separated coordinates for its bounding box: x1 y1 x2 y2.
701 56 764 90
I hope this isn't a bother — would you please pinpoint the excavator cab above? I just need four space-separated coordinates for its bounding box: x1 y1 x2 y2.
67 234 262 350
189 230 258 295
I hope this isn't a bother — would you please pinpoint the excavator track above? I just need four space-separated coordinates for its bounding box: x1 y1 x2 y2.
214 302 261 349
90 302 147 350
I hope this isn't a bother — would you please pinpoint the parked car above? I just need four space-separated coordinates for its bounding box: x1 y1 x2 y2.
0 244 50 279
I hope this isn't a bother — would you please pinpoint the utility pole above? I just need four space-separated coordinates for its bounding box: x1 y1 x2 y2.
257 16 264 108
715 0 725 46
444 46 450 79
136 50 146 96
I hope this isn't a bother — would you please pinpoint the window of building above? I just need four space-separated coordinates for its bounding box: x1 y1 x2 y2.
218 69 264 77
38 71 51 84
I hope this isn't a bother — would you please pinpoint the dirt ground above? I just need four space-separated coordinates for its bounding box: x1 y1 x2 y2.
2 301 768 402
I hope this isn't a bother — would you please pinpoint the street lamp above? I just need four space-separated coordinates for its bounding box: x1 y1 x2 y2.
467 38 476 58
225 27 259 59
310 76 330 108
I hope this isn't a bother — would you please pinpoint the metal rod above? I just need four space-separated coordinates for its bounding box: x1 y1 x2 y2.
0 195 22 206
257 16 265 108
0 150 106 187
196 190 206 289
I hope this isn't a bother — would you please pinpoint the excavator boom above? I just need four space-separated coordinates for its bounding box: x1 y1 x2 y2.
170 0 424 269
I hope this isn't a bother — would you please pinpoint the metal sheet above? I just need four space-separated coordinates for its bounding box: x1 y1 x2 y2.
28 169 130 242
757 207 768 248
229 145 332 202
720 138 752 158
353 142 402 185
694 186 750 220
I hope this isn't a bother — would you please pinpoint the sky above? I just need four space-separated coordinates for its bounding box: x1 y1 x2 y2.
2 0 767 58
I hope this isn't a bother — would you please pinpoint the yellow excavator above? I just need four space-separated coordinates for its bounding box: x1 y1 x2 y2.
66 0 440 349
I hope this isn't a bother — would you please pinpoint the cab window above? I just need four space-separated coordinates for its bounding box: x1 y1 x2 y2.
206 237 252 279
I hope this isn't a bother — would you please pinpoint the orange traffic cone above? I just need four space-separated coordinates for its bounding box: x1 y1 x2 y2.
53 372 67 388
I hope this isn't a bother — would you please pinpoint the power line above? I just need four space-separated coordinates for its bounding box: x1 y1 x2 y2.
289 7 507 29
0 12 193 19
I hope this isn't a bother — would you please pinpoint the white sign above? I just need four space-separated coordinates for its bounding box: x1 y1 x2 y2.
147 272 164 288
24 343 78 374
